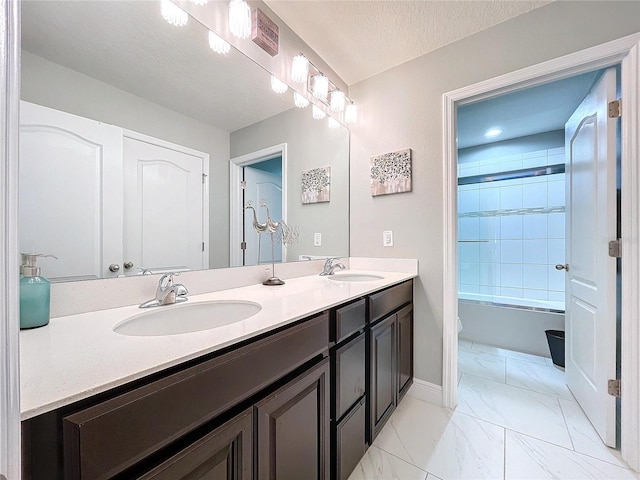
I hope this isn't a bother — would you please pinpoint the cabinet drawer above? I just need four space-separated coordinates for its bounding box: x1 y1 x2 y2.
335 398 366 480
333 333 366 421
334 299 366 343
63 312 330 480
368 280 412 324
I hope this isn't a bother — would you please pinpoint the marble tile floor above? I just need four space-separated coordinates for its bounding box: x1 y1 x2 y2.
348 341 637 480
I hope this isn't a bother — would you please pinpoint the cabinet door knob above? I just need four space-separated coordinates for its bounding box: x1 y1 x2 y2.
124 261 134 269
555 264 569 271
109 264 120 272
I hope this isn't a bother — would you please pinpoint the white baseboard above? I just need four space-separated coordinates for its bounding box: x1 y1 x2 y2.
406 378 443 406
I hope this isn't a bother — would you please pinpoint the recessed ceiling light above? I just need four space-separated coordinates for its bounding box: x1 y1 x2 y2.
484 128 503 138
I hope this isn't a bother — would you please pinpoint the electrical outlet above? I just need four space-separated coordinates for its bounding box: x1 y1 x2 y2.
314 232 322 246
383 230 393 247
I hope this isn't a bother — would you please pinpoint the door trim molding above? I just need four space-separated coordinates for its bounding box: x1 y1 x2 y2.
442 33 640 469
0 1 21 477
229 144 288 267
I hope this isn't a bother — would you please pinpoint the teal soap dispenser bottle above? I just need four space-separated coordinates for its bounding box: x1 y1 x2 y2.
20 253 56 329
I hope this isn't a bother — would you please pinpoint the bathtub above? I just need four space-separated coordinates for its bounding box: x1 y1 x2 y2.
458 292 565 357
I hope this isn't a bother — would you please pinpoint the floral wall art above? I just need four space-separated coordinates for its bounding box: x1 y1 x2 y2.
370 148 412 196
301 166 331 204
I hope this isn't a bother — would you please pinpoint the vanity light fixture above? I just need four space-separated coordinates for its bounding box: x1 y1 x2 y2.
292 52 359 124
229 0 251 39
312 105 326 120
344 102 358 124
330 90 346 112
161 0 188 27
270 76 288 94
208 30 231 55
311 74 329 101
291 54 309 83
294 92 309 108
328 117 341 129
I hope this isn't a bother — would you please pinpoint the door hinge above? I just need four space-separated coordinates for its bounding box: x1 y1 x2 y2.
202 173 208 184
240 180 246 189
202 242 205 252
241 241 247 250
608 99 621 118
608 379 621 397
608 239 622 258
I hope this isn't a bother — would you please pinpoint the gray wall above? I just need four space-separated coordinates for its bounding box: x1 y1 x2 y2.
230 107 350 261
348 1 640 385
21 51 231 268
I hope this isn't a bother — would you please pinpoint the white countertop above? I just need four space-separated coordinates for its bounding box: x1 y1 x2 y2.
20 269 415 420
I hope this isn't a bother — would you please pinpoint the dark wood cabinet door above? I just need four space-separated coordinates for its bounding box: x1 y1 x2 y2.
139 408 252 480
369 315 396 440
255 359 330 480
335 398 366 480
397 304 414 400
334 333 366 420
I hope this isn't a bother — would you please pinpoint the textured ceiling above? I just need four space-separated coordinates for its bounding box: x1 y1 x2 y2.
264 0 552 85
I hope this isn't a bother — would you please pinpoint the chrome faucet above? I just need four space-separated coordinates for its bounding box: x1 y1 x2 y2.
320 258 346 276
139 272 189 308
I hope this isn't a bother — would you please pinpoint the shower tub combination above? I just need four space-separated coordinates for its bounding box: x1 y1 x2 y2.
458 292 564 358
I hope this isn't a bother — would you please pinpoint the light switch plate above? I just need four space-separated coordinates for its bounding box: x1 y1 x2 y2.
314 233 322 246
383 230 393 247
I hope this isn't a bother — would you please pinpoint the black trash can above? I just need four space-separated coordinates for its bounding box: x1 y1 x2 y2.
545 330 565 368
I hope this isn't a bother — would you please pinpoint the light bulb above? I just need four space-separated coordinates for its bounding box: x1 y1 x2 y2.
229 0 251 39
345 103 358 124
312 74 329 101
330 90 346 112
271 76 288 94
161 0 188 27
312 105 326 120
291 54 309 83
294 92 309 108
208 30 230 55
328 117 340 129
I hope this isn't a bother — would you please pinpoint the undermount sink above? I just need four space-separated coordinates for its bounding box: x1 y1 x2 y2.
328 273 385 282
113 300 262 336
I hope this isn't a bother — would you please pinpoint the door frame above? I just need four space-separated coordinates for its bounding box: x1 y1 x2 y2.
0 1 20 477
229 143 288 267
442 33 640 468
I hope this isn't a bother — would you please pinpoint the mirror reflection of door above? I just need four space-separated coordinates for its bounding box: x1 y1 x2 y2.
242 157 283 266
123 132 210 275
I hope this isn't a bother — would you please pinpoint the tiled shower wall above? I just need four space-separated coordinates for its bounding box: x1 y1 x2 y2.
458 144 566 304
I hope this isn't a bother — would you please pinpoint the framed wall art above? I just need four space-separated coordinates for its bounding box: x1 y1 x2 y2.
370 148 412 196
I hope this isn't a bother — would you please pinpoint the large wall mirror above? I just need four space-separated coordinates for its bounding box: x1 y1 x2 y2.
19 0 349 282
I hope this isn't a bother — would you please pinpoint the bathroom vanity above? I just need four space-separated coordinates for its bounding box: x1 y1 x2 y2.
20 271 414 480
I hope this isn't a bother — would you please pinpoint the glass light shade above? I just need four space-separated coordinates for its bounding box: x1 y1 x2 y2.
345 103 358 124
328 117 340 129
161 0 188 27
229 0 251 39
291 54 309 83
312 105 326 120
208 31 230 55
330 90 346 112
311 74 329 101
294 92 309 108
271 76 288 94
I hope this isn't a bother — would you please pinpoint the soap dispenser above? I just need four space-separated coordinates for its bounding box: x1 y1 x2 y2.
20 253 56 329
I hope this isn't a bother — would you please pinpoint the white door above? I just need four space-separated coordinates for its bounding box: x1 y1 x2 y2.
564 68 617 446
19 101 123 280
123 134 208 274
243 166 282 265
